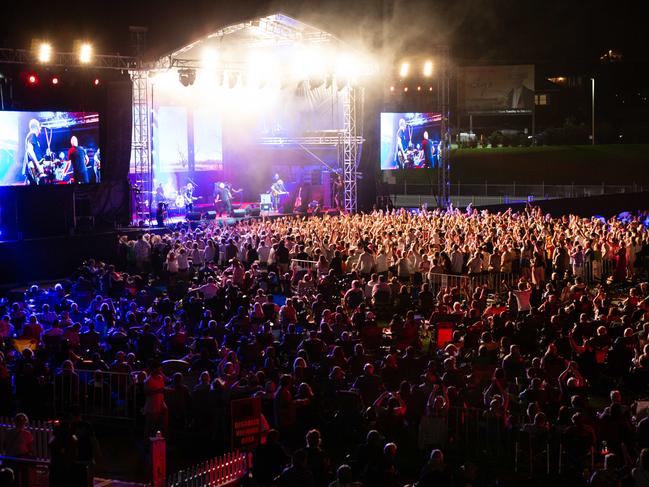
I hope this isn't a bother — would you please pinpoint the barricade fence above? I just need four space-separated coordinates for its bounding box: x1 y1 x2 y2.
446 407 597 476
290 259 318 272
427 272 516 298
0 416 53 461
427 258 618 300
164 451 248 487
52 369 138 422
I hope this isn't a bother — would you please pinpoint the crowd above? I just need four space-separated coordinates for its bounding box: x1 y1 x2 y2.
1 206 649 486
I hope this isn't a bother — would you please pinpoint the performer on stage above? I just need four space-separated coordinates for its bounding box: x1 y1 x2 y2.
68 136 89 184
23 119 44 186
227 183 243 204
155 184 166 205
270 173 287 212
333 173 344 210
214 182 232 216
184 183 196 214
156 202 167 227
393 118 407 169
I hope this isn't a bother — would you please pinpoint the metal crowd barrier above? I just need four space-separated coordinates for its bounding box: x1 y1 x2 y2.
0 416 53 461
165 451 249 487
52 369 138 422
428 272 516 298
290 259 318 272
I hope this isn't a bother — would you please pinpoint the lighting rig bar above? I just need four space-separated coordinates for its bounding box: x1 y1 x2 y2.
257 135 364 146
0 48 138 70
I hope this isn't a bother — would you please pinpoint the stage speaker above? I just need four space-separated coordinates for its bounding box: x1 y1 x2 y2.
232 203 242 210
247 207 261 217
204 211 217 220
232 208 246 218
187 211 202 221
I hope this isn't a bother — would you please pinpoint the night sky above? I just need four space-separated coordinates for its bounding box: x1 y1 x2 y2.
0 0 647 65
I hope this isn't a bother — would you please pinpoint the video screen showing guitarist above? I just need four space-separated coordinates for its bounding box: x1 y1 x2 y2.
23 119 44 186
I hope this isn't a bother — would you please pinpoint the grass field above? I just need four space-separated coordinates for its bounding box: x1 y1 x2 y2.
401 145 649 186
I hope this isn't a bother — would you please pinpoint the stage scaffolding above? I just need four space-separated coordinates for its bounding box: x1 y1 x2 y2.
144 13 367 217
129 70 151 223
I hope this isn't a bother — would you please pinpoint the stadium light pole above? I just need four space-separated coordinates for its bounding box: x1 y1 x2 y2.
591 77 595 145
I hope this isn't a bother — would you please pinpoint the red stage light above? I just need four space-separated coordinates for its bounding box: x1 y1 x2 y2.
93 78 100 86
28 74 38 84
51 77 59 85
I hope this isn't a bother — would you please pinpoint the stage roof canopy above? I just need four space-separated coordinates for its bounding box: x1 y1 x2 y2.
152 13 375 80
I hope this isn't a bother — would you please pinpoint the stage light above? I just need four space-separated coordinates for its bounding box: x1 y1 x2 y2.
389 86 395 92
335 54 359 80
399 62 409 78
78 43 93 64
417 85 421 91
51 77 59 85
403 86 408 92
226 71 237 89
202 49 218 69
309 78 324 90
28 74 38 84
423 60 433 77
37 43 52 63
93 78 100 86
178 68 196 87
429 86 433 91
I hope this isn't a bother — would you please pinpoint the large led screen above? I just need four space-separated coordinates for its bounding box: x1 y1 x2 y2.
0 110 101 186
380 112 442 170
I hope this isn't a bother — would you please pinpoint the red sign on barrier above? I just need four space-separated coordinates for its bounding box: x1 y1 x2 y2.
231 397 262 451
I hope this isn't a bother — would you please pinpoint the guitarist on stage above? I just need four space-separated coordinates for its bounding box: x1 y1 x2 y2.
270 173 288 212
184 183 197 214
23 119 44 185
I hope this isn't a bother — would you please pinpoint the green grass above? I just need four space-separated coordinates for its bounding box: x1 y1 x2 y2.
402 145 649 186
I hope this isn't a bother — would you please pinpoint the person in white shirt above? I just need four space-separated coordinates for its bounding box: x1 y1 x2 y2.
177 247 189 272
134 235 151 270
512 281 532 314
204 240 217 264
189 277 219 299
190 242 204 268
365 273 380 299
356 248 376 277
375 247 390 274
257 242 271 266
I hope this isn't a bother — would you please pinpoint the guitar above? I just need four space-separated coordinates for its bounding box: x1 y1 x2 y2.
294 187 302 211
27 158 46 181
183 194 203 206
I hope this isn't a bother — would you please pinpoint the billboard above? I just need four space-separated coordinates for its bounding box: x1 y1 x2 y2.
459 65 535 114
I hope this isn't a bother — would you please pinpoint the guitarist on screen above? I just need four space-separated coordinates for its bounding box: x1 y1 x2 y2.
23 119 44 185
393 118 407 169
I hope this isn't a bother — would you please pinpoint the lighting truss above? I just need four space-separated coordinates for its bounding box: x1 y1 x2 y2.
0 48 137 70
342 85 361 213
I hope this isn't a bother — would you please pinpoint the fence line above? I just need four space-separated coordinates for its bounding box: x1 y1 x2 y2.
53 369 138 422
446 407 597 476
291 259 318 271
427 272 517 298
0 417 53 462
165 451 248 487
